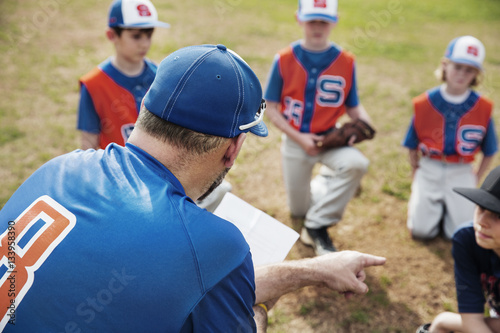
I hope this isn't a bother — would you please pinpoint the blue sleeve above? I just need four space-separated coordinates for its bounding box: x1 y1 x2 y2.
264 55 283 103
77 85 101 134
180 252 256 333
402 116 419 149
345 65 359 108
452 225 486 313
481 118 498 156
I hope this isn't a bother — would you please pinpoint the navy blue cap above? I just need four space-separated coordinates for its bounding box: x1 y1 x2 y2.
144 44 268 138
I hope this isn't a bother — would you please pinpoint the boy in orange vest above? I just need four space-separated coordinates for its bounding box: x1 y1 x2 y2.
403 36 497 240
77 0 169 150
264 0 373 255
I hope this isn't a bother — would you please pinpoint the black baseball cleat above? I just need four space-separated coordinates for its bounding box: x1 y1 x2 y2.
300 227 337 256
416 323 431 333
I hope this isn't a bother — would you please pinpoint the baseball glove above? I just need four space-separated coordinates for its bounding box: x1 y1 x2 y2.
317 118 376 149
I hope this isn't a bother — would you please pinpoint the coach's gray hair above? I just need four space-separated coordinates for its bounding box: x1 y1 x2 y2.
135 107 229 155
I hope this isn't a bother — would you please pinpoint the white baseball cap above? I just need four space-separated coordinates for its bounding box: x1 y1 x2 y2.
297 0 338 23
108 0 170 28
444 36 485 70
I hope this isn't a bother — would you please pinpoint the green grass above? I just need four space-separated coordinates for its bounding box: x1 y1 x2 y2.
299 300 317 316
267 308 291 328
380 275 393 288
0 127 24 146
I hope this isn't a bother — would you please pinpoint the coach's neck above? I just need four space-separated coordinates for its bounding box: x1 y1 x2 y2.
128 127 245 201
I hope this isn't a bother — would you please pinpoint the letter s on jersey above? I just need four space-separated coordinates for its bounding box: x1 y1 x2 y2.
457 125 485 155
316 75 346 108
0 196 76 330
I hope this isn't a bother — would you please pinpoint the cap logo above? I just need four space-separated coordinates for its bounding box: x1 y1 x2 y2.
314 0 327 8
136 4 152 17
467 45 479 57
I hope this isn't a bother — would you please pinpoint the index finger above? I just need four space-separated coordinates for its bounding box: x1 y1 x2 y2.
362 254 386 268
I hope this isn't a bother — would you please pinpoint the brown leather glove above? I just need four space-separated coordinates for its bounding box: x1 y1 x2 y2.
317 119 376 150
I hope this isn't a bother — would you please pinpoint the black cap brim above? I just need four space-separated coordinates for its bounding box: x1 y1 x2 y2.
454 187 500 215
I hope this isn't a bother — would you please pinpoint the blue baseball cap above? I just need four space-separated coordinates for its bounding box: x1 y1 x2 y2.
297 0 338 23
444 36 485 70
143 44 268 138
108 0 170 28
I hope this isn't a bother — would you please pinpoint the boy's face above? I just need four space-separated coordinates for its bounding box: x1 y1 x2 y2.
442 60 479 93
474 206 500 255
300 20 335 50
112 28 154 64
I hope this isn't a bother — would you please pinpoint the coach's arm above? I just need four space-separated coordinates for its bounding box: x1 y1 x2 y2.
253 251 386 312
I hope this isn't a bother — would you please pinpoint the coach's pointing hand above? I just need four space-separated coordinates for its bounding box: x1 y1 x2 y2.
310 251 386 299
254 251 386 305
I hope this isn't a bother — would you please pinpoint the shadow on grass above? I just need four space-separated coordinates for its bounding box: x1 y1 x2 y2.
268 273 424 333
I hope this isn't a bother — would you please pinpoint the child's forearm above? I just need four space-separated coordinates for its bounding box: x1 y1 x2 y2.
461 313 496 333
265 101 299 139
476 155 495 183
408 149 419 170
485 316 500 333
81 131 100 150
265 101 322 155
345 104 372 125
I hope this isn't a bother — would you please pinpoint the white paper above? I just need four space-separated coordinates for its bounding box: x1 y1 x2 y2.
213 192 299 266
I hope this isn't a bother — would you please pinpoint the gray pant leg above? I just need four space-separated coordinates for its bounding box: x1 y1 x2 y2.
305 147 369 229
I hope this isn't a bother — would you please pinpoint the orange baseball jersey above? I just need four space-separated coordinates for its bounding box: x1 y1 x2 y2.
265 41 359 134
77 58 157 149
403 87 497 162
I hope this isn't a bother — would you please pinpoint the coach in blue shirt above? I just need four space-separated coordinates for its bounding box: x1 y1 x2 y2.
0 44 385 332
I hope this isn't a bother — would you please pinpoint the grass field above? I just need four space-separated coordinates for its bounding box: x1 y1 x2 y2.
1 0 500 332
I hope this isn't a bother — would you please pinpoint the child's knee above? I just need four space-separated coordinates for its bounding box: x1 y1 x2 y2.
323 150 369 179
345 155 369 177
356 156 370 174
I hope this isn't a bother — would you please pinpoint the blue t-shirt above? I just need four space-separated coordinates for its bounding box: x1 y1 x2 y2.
0 143 256 332
453 222 500 314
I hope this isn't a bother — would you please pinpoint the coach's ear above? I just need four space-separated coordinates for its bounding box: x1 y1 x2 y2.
224 133 246 168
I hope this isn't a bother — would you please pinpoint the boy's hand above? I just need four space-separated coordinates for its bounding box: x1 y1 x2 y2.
297 132 324 156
